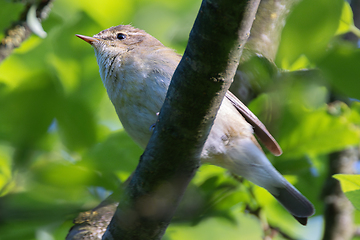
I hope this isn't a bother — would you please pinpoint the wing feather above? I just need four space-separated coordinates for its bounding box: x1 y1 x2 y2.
225 91 282 156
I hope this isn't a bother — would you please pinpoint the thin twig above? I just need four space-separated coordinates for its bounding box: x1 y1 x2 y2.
0 0 53 63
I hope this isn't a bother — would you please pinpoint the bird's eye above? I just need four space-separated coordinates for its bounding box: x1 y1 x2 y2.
117 33 126 40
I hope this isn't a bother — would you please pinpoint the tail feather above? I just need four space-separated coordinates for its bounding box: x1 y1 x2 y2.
211 137 315 225
294 216 308 226
272 183 315 225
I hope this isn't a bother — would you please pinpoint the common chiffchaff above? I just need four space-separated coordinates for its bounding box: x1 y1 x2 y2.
76 25 315 225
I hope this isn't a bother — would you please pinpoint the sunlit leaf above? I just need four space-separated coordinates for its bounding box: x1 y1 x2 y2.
280 105 360 158
0 148 12 196
287 54 312 71
335 1 354 35
166 209 263 240
334 174 360 192
47 54 81 93
334 174 360 211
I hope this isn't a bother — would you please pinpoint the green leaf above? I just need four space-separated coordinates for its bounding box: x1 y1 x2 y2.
0 73 59 147
250 78 360 159
335 1 354 35
334 174 360 211
56 96 98 151
0 147 12 196
59 0 134 29
0 2 24 35
251 74 360 159
280 105 360 158
318 44 360 100
85 131 142 176
334 174 360 192
166 212 263 240
276 0 343 69
350 102 360 124
286 55 312 71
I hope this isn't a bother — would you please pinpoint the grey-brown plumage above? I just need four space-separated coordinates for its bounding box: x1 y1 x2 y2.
76 25 315 225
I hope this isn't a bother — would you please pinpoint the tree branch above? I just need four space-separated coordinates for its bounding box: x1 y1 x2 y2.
0 0 53 63
230 0 300 104
101 0 260 239
245 0 300 62
321 147 358 240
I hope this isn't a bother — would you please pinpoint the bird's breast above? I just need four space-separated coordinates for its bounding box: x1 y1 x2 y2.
105 55 172 148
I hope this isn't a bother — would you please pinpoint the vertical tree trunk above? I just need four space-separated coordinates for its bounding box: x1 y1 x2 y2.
321 148 358 240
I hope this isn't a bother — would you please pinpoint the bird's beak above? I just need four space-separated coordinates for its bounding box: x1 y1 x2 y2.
75 34 100 45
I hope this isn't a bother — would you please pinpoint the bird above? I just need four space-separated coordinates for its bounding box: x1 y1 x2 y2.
76 24 315 225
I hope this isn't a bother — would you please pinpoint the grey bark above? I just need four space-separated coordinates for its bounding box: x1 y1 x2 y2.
230 0 301 104
321 148 358 240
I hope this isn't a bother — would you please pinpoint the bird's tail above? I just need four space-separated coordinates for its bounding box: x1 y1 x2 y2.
271 182 315 225
221 138 315 225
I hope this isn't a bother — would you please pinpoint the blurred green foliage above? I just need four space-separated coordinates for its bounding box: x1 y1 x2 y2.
0 0 359 239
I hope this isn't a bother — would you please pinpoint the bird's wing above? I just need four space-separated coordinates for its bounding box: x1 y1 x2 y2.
225 91 282 156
